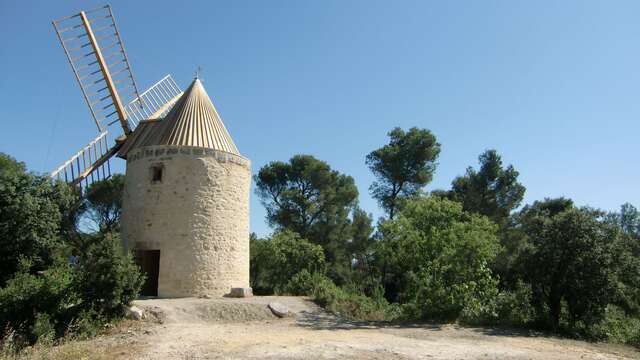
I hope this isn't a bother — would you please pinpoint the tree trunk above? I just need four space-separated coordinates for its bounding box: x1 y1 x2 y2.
548 290 562 331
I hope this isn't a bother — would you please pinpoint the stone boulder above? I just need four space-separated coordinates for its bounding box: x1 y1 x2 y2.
127 306 144 320
268 302 289 318
228 287 253 298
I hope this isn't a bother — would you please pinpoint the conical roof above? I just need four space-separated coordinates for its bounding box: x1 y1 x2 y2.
118 78 240 157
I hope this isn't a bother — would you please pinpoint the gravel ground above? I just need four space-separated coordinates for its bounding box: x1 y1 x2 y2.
79 296 640 360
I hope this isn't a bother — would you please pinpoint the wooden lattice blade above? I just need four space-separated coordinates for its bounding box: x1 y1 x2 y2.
50 131 120 191
52 5 142 135
125 75 183 128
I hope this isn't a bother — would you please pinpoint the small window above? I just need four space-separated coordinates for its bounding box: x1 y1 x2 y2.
150 164 164 183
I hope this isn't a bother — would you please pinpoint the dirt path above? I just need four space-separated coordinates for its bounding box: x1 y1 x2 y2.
91 297 638 360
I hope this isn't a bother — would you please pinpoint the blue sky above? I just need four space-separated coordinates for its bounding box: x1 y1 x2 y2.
0 0 638 236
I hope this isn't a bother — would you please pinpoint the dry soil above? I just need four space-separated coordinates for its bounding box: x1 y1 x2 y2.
80 296 639 360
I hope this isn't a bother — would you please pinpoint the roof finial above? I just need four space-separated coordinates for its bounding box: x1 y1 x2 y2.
194 66 203 80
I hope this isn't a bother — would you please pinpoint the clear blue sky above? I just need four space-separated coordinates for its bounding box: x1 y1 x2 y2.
1 0 638 236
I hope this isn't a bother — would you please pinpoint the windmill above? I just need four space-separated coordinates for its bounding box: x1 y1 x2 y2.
50 4 183 190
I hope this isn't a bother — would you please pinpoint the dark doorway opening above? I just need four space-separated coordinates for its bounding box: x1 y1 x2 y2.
134 250 160 297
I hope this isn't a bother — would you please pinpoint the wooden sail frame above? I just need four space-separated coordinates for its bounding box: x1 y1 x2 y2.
52 4 141 134
50 75 183 189
50 5 183 190
50 131 114 190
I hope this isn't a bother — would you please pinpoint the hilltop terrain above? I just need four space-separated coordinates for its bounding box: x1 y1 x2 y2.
26 296 639 360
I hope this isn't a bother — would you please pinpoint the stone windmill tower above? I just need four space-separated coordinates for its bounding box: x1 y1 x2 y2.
118 78 251 298
50 5 250 298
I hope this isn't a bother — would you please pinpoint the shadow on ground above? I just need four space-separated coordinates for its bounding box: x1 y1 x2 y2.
295 309 548 339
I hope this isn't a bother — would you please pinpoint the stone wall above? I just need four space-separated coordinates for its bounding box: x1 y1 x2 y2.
121 145 251 297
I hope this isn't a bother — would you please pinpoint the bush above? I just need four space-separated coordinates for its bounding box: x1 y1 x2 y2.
516 203 618 331
0 263 76 344
0 166 76 285
73 232 144 319
0 232 143 347
378 196 501 321
492 281 535 326
0 154 142 348
282 269 326 296
282 270 399 321
31 313 55 345
314 280 399 321
250 231 326 294
576 305 640 345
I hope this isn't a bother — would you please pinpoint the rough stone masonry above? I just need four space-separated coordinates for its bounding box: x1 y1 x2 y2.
120 78 251 298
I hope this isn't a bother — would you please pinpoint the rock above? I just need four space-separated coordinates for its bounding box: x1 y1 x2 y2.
268 302 289 318
199 294 212 299
228 287 253 298
127 306 144 320
146 306 166 324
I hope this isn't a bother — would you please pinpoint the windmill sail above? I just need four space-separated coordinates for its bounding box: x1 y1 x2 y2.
50 131 115 187
50 75 183 189
52 4 141 135
50 4 183 190
125 75 183 128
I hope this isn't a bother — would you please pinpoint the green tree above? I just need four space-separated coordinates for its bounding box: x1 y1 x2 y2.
0 262 76 343
605 204 640 320
347 207 374 270
0 154 77 285
494 198 574 288
618 203 640 238
611 232 640 317
366 127 441 219
84 174 125 233
73 232 144 319
0 153 26 175
377 196 500 320
0 153 142 345
250 230 326 294
249 232 270 294
254 154 358 281
517 200 617 331
450 149 525 226
344 207 378 293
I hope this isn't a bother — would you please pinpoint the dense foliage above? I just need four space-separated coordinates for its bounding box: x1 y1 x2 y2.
520 203 616 330
0 154 142 348
83 174 125 234
448 149 525 226
250 231 326 294
72 232 144 319
366 127 441 219
252 126 640 348
377 196 500 320
254 154 372 283
2 120 639 350
0 156 76 285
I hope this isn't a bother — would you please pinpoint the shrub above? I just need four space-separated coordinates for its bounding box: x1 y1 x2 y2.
0 154 143 348
64 309 106 340
378 196 501 321
0 263 76 344
517 203 618 331
31 313 55 345
492 281 535 326
577 305 640 345
313 280 399 321
251 231 326 294
73 232 144 319
0 232 143 347
282 269 326 296
0 167 76 285
282 270 399 321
